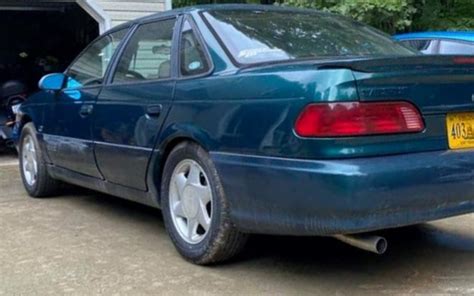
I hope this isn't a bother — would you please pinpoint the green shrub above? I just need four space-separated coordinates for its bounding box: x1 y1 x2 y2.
172 0 474 33
278 0 417 34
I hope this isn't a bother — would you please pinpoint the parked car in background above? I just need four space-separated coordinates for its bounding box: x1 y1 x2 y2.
0 80 27 151
394 31 474 54
15 5 474 265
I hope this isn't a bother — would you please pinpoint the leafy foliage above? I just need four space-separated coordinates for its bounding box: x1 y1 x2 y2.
411 0 474 31
172 0 474 33
277 0 474 33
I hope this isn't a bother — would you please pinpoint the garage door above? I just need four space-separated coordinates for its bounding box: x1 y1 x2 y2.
0 1 99 92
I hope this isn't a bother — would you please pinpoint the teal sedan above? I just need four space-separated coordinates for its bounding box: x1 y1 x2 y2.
15 4 474 264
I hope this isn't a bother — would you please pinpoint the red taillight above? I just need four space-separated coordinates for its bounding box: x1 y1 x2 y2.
294 101 424 137
453 57 474 64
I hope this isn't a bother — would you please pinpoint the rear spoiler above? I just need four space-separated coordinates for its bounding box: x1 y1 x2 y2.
317 55 474 73
240 55 474 73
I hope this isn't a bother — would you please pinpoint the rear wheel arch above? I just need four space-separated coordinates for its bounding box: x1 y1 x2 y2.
149 135 209 205
158 139 248 264
160 137 203 180
147 121 218 205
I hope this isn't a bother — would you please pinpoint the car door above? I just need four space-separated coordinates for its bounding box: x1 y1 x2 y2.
42 28 129 177
92 17 178 190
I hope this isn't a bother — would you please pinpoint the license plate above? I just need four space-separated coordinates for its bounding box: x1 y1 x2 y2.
447 112 474 149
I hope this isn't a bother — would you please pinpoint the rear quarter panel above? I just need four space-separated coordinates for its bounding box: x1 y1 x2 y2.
159 67 359 158
160 64 450 160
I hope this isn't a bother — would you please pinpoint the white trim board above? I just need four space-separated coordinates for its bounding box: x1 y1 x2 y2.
76 0 111 33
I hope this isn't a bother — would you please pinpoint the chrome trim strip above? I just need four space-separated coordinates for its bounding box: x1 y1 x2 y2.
42 133 153 152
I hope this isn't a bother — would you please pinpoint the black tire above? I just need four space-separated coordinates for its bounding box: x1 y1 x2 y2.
19 122 61 197
161 142 248 265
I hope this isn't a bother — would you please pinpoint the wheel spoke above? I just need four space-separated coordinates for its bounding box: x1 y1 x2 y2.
194 184 211 205
21 136 38 186
187 218 198 240
174 172 187 197
25 161 32 174
187 163 201 185
172 201 186 218
197 200 211 231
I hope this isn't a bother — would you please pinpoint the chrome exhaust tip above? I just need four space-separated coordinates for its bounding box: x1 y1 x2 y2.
333 234 387 255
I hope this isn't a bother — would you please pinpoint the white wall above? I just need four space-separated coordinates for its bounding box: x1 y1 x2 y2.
79 0 170 33
97 0 168 28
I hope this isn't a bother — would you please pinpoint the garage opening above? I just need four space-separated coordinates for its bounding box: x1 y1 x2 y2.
0 2 99 93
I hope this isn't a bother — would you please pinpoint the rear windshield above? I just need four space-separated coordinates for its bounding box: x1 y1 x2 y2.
203 10 417 64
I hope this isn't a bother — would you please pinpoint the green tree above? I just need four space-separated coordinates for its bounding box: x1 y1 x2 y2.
277 0 417 34
412 0 474 31
172 0 474 33
278 0 474 33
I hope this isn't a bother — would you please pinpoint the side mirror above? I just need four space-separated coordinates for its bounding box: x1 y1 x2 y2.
38 73 65 91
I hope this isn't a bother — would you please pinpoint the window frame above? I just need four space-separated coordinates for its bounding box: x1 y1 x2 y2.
177 15 214 80
199 10 242 68
63 25 133 90
106 16 180 86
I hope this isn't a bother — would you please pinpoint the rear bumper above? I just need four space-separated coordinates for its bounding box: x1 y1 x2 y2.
211 150 474 235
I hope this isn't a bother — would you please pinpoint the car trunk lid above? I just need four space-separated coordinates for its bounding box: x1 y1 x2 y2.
318 55 474 114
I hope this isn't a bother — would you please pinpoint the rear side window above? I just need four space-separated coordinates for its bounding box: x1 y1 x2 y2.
400 39 438 54
179 19 210 76
438 40 474 55
66 29 128 87
113 18 176 82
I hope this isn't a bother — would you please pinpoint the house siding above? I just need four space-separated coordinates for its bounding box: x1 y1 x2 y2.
96 0 167 28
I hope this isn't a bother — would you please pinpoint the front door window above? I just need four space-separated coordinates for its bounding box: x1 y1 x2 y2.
66 29 128 88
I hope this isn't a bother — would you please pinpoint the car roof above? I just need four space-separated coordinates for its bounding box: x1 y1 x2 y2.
394 31 474 42
106 4 324 33
113 4 327 28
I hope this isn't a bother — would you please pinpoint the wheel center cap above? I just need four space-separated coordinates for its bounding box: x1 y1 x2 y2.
182 185 199 218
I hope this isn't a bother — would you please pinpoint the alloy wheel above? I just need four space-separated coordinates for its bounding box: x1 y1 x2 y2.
169 159 213 244
22 135 38 186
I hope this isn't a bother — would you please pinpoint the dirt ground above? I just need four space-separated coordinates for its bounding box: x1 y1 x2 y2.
0 152 473 295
